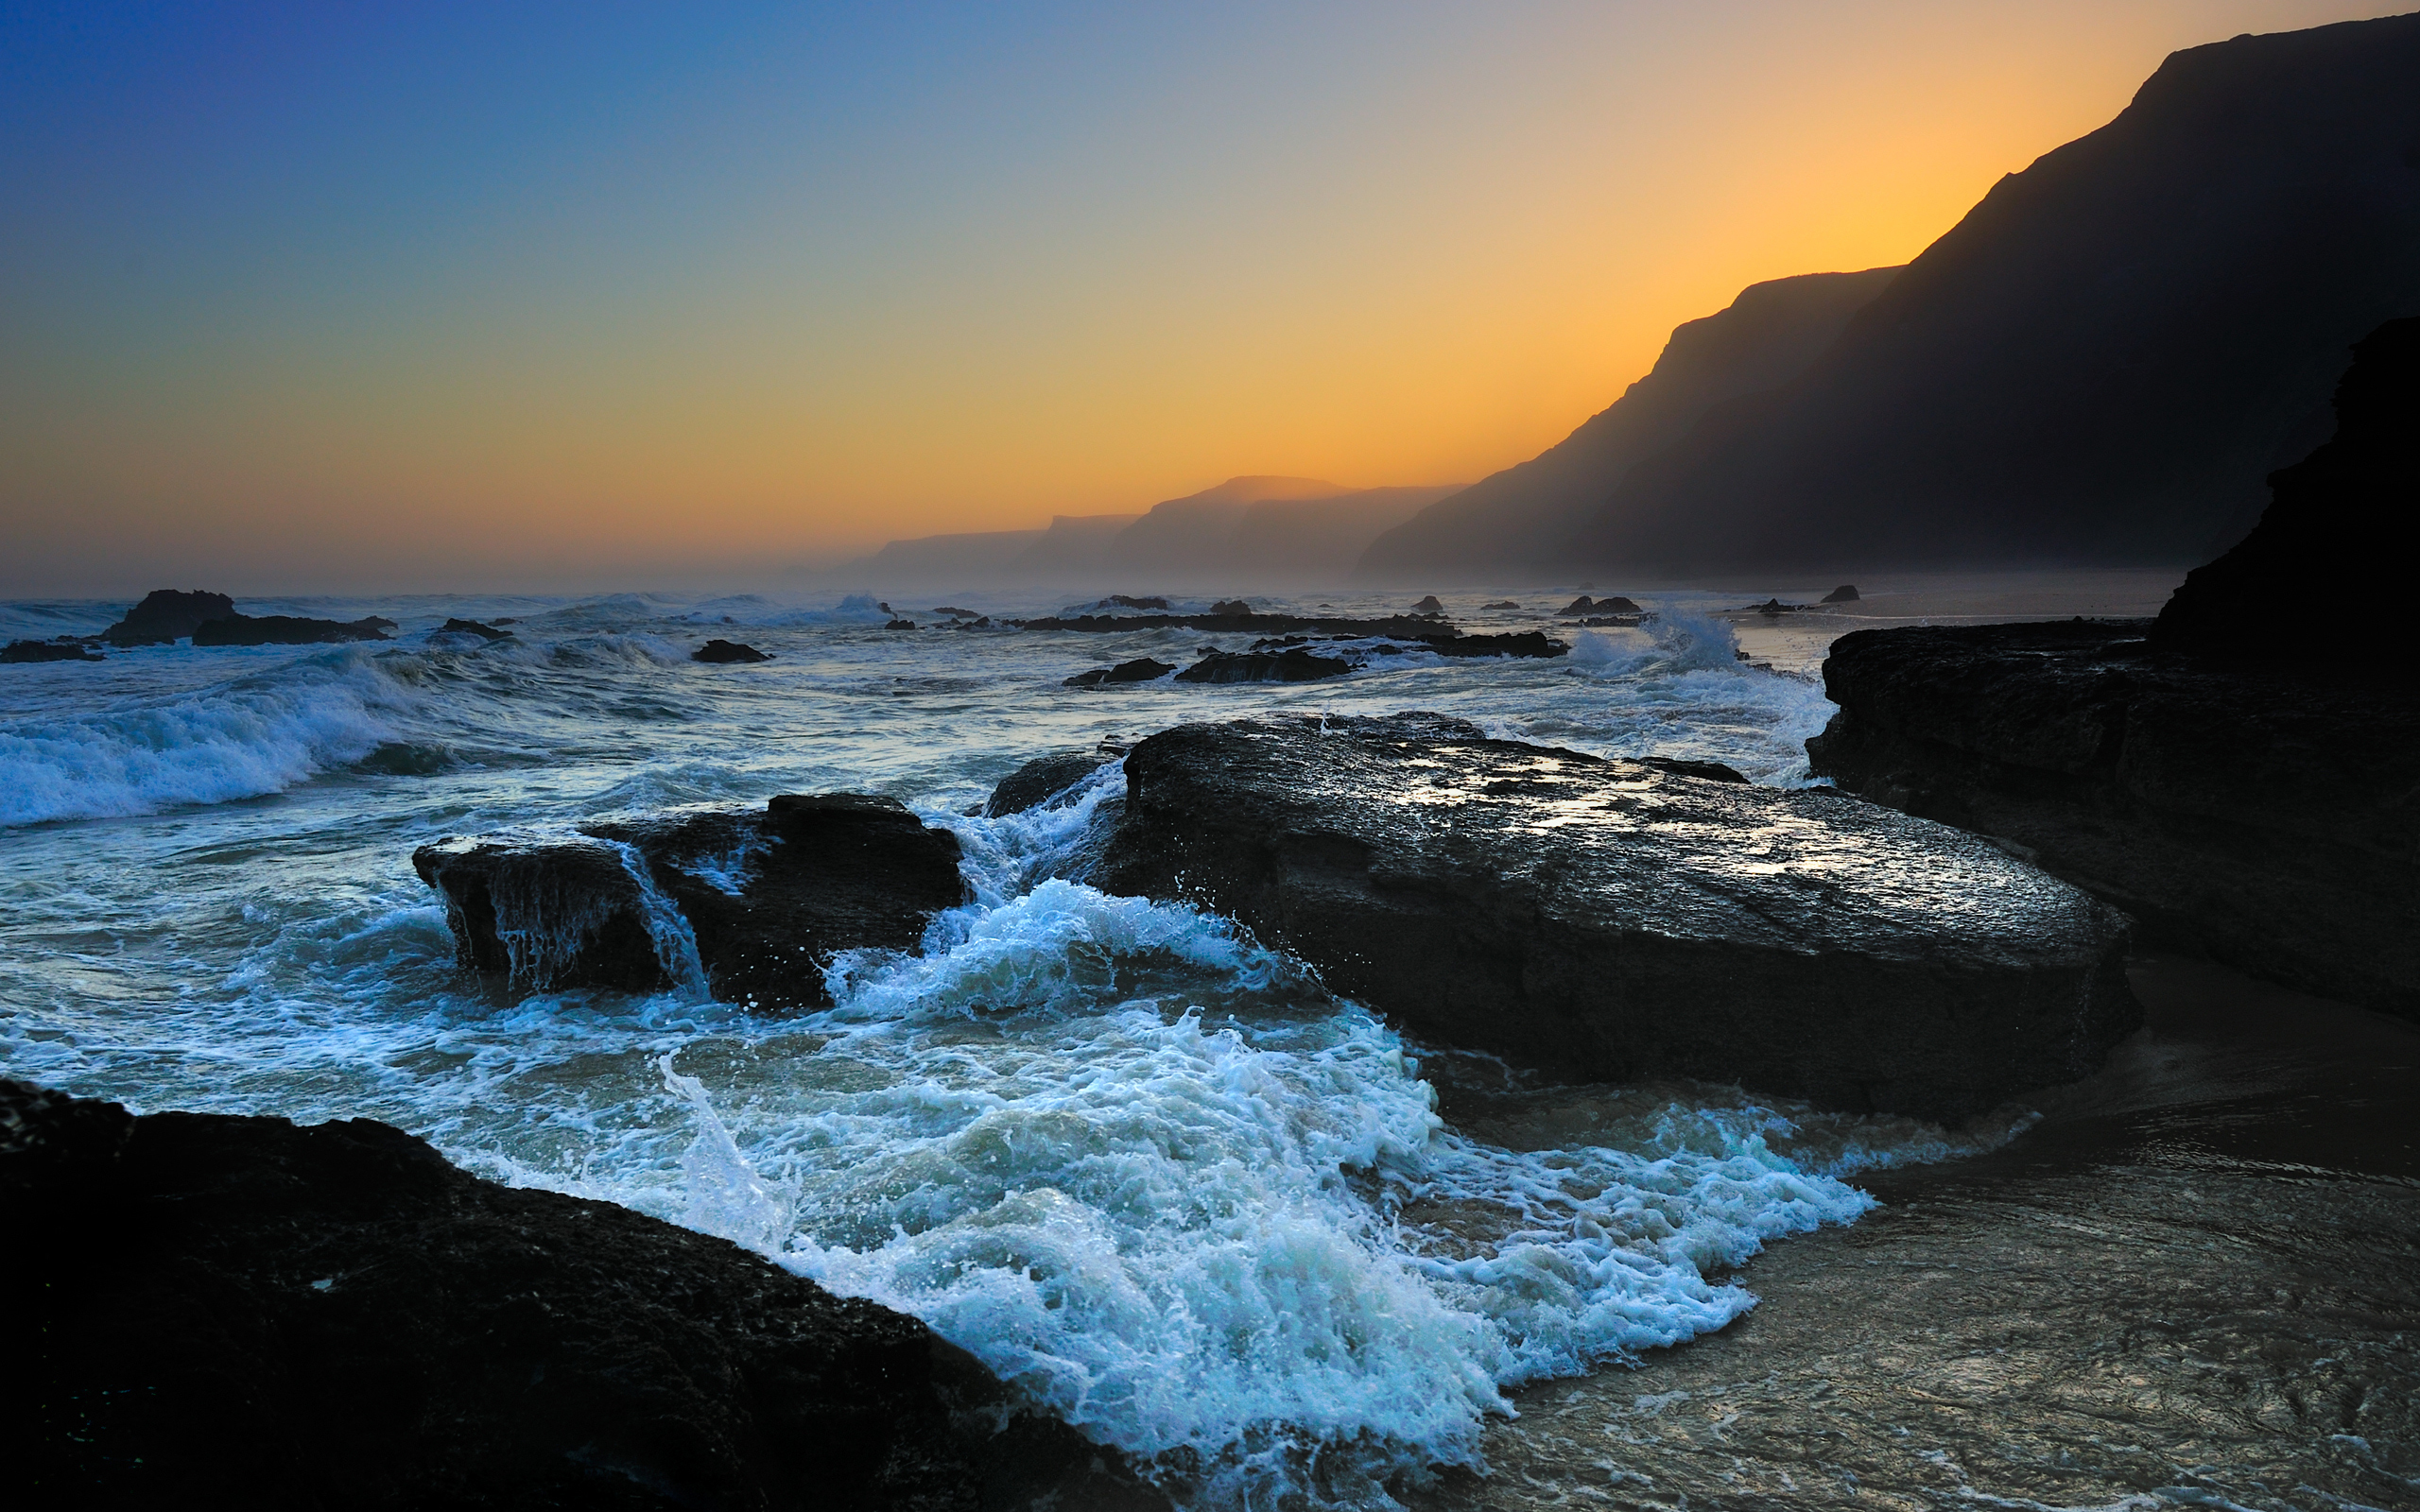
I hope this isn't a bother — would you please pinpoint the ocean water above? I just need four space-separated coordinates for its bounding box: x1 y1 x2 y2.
0 582 2153 1509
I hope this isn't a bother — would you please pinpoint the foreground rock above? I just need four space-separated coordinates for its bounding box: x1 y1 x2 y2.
1806 621 2418 1015
193 612 394 645
985 752 1117 817
101 588 234 645
412 795 966 1008
2 640 102 663
1094 714 2137 1122
694 638 771 663
6 1079 1150 1511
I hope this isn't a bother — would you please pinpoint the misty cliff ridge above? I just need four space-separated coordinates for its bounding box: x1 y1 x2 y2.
1368 11 2420 579
841 475 1461 588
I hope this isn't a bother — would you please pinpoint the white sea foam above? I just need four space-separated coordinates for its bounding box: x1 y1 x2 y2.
0 650 420 827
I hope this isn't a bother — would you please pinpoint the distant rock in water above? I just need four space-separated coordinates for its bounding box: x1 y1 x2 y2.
192 613 393 645
2154 317 2415 663
2 640 102 663
885 618 919 630
693 638 771 663
5 1079 1146 1510
1806 621 2417 1015
1416 631 1566 659
985 751 1118 817
411 794 966 1009
1559 595 1641 615
438 616 511 640
101 589 235 646
1208 598 1253 617
1095 714 2138 1123
1481 600 1521 610
1821 584 1860 603
1065 657 1176 688
1175 647 1354 684
1410 595 1445 615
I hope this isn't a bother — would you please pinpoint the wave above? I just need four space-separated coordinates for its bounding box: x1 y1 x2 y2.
0 649 424 827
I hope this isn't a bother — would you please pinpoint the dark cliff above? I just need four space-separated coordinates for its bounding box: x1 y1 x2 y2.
1358 268 1899 577
1571 13 2420 574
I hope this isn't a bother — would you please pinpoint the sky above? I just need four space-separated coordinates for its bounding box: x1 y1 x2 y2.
2 0 2407 594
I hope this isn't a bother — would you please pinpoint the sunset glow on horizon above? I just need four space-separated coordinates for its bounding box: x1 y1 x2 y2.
5 0 2405 594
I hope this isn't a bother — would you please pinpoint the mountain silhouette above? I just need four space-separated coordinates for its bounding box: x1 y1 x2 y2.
1360 268 1899 576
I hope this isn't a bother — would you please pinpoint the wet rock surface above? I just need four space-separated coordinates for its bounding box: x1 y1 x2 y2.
5 1079 1156 1512
693 638 771 663
2 640 103 663
1806 620 2419 1016
440 616 513 640
412 794 966 1008
1413 954 2420 1512
1014 610 1467 637
1064 657 1175 688
985 752 1116 817
1095 714 2138 1122
192 613 395 645
100 588 235 645
1174 647 1353 684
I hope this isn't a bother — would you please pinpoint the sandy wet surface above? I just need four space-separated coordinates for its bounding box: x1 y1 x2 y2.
1417 954 2420 1512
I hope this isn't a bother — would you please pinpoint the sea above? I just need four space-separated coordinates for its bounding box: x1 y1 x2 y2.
0 574 2183 1509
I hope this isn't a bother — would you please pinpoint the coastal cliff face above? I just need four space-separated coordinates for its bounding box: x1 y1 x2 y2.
1358 267 1900 577
1568 13 2420 574
4 1079 1150 1511
1806 318 2420 1015
1091 714 2138 1123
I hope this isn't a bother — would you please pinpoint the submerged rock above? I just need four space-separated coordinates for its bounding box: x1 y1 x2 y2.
1806 620 2419 1015
693 638 771 662
5 1079 1149 1511
985 751 1118 817
1095 714 2137 1122
2 640 102 663
1065 657 1175 688
100 589 235 646
411 794 965 1008
1174 647 1353 684
439 617 512 640
192 613 393 645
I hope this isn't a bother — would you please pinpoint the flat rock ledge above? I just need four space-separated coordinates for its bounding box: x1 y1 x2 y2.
1093 714 2138 1123
4 1079 1154 1511
412 794 966 1008
1807 620 2420 1015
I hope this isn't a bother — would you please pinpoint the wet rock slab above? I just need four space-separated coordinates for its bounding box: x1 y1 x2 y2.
412 794 965 1008
1095 714 2138 1122
6 1079 1154 1511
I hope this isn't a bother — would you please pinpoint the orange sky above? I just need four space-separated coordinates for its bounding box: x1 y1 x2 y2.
2 1 2405 593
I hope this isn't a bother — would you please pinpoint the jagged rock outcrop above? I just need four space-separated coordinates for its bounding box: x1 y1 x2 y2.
192 613 394 645
4 1079 1150 1511
1175 648 1353 684
1821 585 1860 604
1093 714 2137 1122
2 640 102 663
1359 269 1899 576
2153 317 2416 663
411 795 966 1008
101 589 235 646
1806 621 2418 1016
1564 15 2420 575
985 753 1117 817
694 639 771 663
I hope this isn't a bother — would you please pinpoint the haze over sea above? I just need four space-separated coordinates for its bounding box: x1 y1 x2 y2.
0 573 2178 1507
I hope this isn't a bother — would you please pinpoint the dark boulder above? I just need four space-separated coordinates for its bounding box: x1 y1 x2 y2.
885 618 918 630
985 752 1118 817
1633 755 1748 783
1208 599 1253 617
1821 584 1860 604
2 640 102 663
439 617 512 640
1106 594 1170 610
412 795 966 1009
2154 317 2414 664
1806 620 2419 1015
1064 658 1175 688
4 1079 1150 1511
1559 594 1643 616
192 614 393 646
1480 600 1521 610
100 589 235 646
1410 595 1445 615
694 639 771 663
1415 631 1566 660
1093 714 2137 1122
1174 648 1353 684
